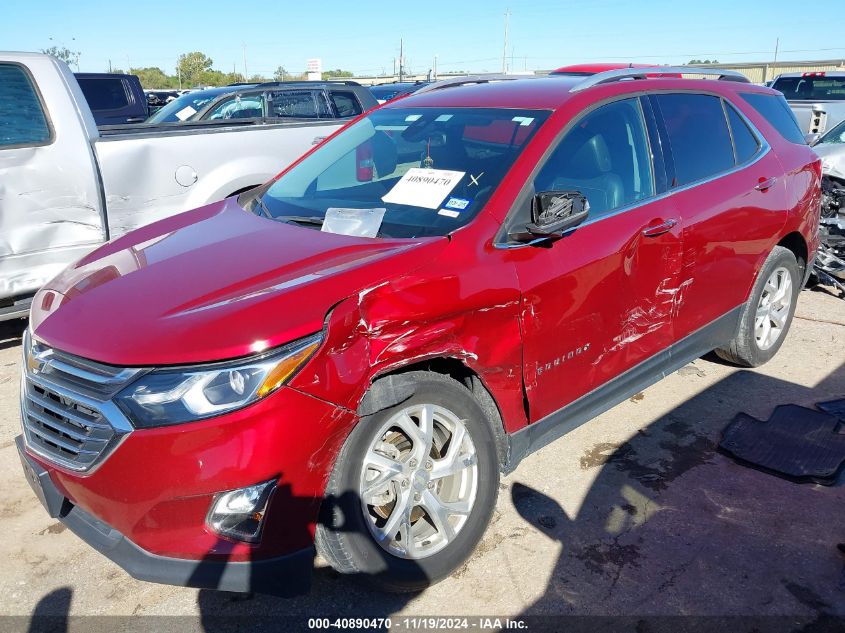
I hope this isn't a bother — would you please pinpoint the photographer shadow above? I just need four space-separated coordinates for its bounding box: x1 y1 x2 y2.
507 363 845 626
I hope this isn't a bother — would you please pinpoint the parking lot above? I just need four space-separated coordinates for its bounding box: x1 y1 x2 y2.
1 288 843 627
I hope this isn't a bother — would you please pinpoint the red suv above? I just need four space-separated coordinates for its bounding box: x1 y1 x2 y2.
17 68 820 596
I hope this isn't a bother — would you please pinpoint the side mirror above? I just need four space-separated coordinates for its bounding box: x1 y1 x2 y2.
805 132 821 146
509 191 590 243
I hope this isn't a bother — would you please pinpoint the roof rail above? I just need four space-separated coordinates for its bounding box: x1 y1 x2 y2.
569 66 750 92
256 80 362 88
414 74 533 95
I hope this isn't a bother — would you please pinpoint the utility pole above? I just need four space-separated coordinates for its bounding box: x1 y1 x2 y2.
773 37 779 64
502 9 510 74
434 55 438 81
108 59 112 73
177 62 182 90
242 43 248 79
399 38 404 83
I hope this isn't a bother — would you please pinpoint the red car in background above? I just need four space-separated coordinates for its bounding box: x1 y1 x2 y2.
17 67 820 596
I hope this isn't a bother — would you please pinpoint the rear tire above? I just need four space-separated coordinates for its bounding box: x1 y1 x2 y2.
315 371 499 592
715 246 800 367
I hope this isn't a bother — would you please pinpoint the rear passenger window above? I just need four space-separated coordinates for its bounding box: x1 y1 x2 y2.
740 92 805 145
268 90 330 118
654 94 734 187
331 92 363 118
534 98 654 218
0 64 51 147
76 77 129 110
725 103 760 164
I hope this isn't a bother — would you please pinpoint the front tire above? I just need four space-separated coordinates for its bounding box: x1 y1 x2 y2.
316 372 499 592
715 246 800 367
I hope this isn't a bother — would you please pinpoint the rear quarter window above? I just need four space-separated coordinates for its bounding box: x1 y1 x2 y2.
331 91 363 118
654 93 735 187
740 92 805 145
0 64 51 148
725 103 761 164
77 77 130 110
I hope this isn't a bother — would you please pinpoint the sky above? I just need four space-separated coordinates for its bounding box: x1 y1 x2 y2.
2 0 844 77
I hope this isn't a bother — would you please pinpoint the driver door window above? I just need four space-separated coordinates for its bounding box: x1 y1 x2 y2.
534 98 654 219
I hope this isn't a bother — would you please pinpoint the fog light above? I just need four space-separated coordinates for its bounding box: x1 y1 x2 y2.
207 478 276 543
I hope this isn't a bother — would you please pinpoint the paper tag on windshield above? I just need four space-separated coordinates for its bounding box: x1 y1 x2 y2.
175 105 197 121
382 168 465 210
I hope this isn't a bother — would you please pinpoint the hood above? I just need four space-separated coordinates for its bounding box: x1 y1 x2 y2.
814 143 845 181
31 198 446 366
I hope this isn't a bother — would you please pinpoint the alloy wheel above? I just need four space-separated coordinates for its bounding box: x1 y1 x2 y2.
359 403 479 560
755 266 793 351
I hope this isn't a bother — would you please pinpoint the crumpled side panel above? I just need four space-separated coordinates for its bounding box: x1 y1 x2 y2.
291 260 528 434
0 148 103 300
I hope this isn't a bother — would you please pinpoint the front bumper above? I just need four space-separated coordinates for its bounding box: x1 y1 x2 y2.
17 435 313 596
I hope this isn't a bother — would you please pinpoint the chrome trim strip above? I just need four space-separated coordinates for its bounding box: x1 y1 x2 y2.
45 357 141 385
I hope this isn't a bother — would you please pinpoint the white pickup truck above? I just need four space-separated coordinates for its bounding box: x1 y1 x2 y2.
771 71 845 137
0 52 364 320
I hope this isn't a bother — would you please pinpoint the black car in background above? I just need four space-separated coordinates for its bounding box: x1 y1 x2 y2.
368 80 431 103
196 81 377 120
74 73 148 125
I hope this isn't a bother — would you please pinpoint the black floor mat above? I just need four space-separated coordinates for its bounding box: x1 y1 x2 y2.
817 398 845 419
720 404 845 485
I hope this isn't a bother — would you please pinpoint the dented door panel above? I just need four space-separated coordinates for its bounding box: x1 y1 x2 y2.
0 56 105 302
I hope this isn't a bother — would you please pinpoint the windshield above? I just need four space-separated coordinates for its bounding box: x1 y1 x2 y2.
772 76 845 101
147 87 249 123
245 107 549 238
818 119 845 145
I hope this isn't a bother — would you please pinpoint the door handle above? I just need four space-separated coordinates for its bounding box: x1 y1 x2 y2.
126 117 145 123
642 218 677 237
755 176 778 192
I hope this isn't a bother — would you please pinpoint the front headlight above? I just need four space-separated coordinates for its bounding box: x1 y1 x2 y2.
115 334 321 428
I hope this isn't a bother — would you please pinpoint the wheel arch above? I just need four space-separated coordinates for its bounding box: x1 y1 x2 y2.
362 358 510 472
777 231 809 279
777 231 812 288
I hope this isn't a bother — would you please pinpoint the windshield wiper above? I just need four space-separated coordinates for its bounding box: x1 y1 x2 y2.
277 215 326 227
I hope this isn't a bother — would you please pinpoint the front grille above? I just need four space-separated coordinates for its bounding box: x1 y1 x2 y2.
21 333 141 472
23 380 115 470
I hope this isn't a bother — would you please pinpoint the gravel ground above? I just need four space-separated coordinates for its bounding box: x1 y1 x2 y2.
0 289 843 630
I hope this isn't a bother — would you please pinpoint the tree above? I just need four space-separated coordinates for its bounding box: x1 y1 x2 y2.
322 68 354 79
177 51 214 87
42 45 80 70
274 66 288 81
224 71 246 85
129 66 172 89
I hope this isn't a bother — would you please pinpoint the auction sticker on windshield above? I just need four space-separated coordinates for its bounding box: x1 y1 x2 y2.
382 168 465 209
175 105 197 121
